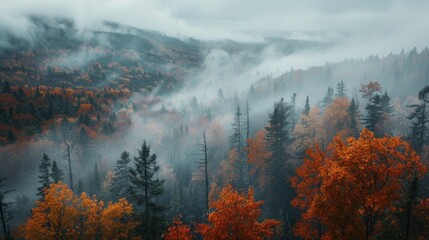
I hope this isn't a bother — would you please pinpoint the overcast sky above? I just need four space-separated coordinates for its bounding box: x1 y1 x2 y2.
1 0 429 60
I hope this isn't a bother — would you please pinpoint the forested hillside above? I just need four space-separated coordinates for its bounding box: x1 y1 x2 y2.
0 15 429 240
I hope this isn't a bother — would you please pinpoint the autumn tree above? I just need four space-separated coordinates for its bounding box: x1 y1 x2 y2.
129 141 166 240
246 129 270 188
292 129 426 239
21 182 140 240
36 153 52 199
196 185 280 240
291 145 326 240
110 151 132 200
322 97 351 142
163 216 194 240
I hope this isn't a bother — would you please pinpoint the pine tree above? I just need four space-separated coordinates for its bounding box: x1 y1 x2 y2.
303 96 310 115
2 81 10 94
349 98 360 137
321 87 334 109
129 141 165 240
110 151 131 200
362 94 383 136
264 98 292 217
407 85 429 154
51 161 64 183
228 105 245 188
37 153 52 199
6 130 15 144
336 80 346 98
290 93 297 129
0 177 14 240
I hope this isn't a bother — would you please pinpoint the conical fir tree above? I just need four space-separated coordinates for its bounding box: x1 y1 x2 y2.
110 151 132 200
37 153 52 199
129 141 165 240
51 160 64 183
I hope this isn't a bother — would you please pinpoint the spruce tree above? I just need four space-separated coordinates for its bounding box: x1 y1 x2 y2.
407 85 429 154
129 141 165 240
51 160 64 183
349 98 360 137
0 177 14 240
228 105 245 188
321 87 334 109
362 94 383 136
37 153 52 199
264 98 292 217
336 80 346 98
303 96 310 115
110 151 131 200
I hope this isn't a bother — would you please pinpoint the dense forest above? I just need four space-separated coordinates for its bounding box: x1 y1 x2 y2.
1 15 429 240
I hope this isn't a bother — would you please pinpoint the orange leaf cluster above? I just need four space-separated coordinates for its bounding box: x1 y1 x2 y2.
292 129 427 239
196 185 280 240
163 216 194 240
20 182 140 240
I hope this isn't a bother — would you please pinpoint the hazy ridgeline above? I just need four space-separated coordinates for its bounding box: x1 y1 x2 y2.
0 7 428 239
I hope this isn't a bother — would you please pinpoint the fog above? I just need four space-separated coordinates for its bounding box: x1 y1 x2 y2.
1 0 429 233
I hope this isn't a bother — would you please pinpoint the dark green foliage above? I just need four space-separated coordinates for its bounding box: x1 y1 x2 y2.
407 85 429 154
336 80 346 98
264 98 292 213
303 96 310 115
228 105 245 189
6 130 15 144
0 177 14 240
349 98 360 137
2 81 11 94
321 87 334 109
37 153 52 199
129 141 165 240
110 151 131 200
362 92 394 137
51 160 64 183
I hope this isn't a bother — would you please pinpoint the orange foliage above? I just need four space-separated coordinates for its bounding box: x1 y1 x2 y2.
246 129 270 187
77 103 94 115
360 81 381 100
292 129 426 239
219 148 240 185
163 216 194 240
196 185 280 240
322 97 351 141
20 182 140 240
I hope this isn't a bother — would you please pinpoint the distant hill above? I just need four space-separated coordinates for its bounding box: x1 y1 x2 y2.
0 16 331 93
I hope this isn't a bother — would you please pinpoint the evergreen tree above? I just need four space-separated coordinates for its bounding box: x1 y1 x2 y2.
290 93 297 129
51 161 64 183
0 177 14 240
362 94 383 136
228 105 245 188
6 130 15 144
349 98 360 137
407 85 429 154
321 87 334 109
110 151 131 200
264 98 293 220
37 153 52 199
303 96 310 115
336 80 346 98
2 81 10 94
129 141 165 240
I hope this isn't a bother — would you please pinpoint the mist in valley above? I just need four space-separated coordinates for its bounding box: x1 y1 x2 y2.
1 1 429 239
